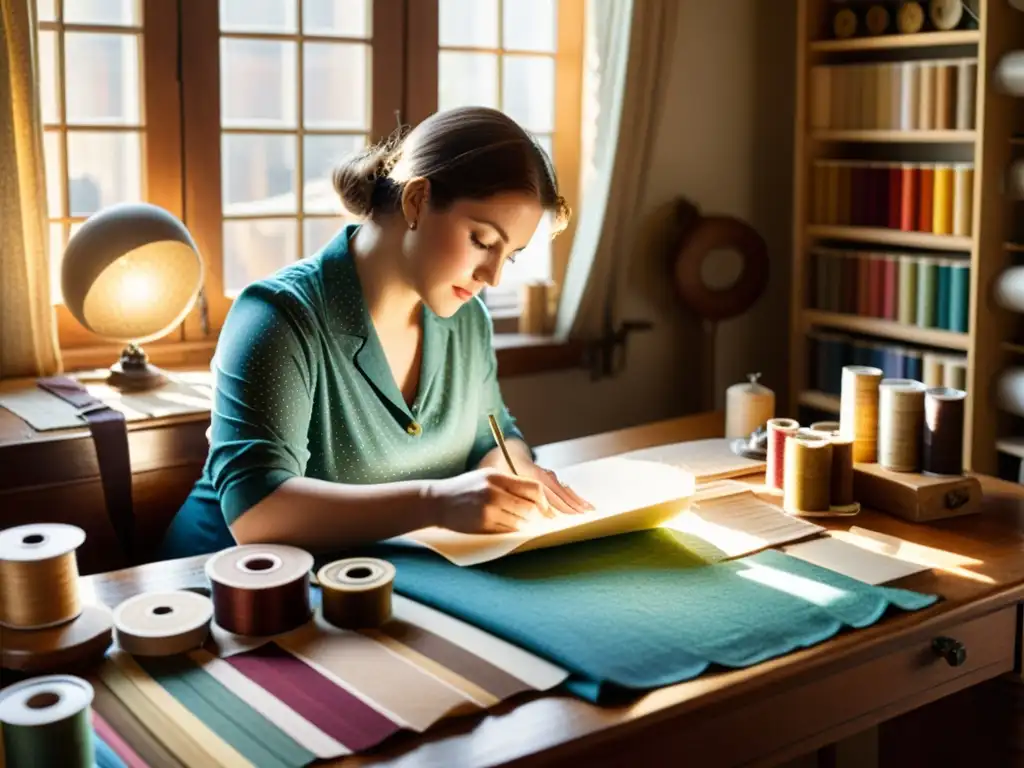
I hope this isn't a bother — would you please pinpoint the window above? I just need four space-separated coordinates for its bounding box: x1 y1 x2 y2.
37 0 583 360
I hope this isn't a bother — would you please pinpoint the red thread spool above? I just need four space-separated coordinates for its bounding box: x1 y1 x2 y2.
767 418 800 491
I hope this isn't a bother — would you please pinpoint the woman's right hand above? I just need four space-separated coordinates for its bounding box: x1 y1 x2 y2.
423 468 554 534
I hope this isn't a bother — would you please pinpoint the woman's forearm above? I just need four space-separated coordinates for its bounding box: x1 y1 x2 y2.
229 476 436 553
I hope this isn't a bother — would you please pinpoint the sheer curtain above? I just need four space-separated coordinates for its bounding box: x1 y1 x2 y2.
554 0 679 342
0 0 62 379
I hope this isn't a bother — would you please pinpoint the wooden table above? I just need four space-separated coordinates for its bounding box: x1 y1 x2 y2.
77 411 1024 767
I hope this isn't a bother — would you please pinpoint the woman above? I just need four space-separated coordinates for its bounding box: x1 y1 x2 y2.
158 106 592 560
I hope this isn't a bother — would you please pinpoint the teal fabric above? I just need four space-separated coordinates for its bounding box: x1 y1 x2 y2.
159 224 525 559
359 530 939 702
93 735 125 768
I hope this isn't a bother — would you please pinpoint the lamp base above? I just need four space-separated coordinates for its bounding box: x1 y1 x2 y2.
106 343 169 391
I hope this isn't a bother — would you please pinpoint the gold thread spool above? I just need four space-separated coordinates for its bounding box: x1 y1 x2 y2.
783 434 833 516
113 591 213 656
878 378 926 472
839 365 883 463
0 675 94 768
317 558 396 629
827 434 860 516
0 524 85 630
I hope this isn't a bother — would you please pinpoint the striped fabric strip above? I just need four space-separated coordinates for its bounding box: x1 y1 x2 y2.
90 677 185 768
226 644 401 752
135 655 315 768
102 653 253 768
95 731 128 768
277 616 483 732
189 649 351 762
92 710 149 768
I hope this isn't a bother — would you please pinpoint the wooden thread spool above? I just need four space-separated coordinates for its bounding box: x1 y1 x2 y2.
0 524 84 630
0 675 95 768
878 378 926 472
827 434 860 515
113 591 213 656
317 558 396 629
783 433 833 516
766 417 799 491
923 387 966 476
725 373 775 439
840 365 883 463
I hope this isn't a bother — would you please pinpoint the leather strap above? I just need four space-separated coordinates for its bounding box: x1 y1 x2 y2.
37 376 135 564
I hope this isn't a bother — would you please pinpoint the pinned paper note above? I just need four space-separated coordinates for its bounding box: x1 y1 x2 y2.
396 456 697 566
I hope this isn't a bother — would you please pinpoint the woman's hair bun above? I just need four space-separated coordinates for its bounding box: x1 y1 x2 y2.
331 144 391 217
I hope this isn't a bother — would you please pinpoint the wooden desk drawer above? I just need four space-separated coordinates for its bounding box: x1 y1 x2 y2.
571 606 1019 768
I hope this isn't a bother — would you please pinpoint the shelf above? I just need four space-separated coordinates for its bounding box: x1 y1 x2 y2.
803 310 970 350
996 438 1024 460
798 391 841 414
807 226 973 251
809 30 980 53
811 130 976 143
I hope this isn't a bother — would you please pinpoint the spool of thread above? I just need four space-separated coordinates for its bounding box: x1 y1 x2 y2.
840 365 883 463
955 60 976 130
0 675 94 768
827 434 860 515
766 418 800 491
996 367 1024 418
317 558 396 629
783 433 833 516
953 164 973 236
923 387 966 476
994 51 1024 96
724 372 775 439
809 420 840 435
518 280 551 335
204 544 314 636
878 378 926 472
994 266 1024 313
113 590 213 656
0 523 84 630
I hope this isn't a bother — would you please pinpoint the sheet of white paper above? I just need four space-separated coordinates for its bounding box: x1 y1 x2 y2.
783 532 932 585
665 488 825 561
397 456 696 566
617 438 766 481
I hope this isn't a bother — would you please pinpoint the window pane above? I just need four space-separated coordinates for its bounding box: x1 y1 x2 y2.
503 56 554 133
65 33 141 126
222 134 297 216
50 223 65 304
304 217 346 255
38 0 57 22
503 211 552 286
534 132 553 161
39 31 59 124
439 52 498 111
439 0 497 47
503 0 556 52
44 131 63 218
221 39 297 129
304 134 365 213
303 0 370 38
303 43 368 130
64 0 139 26
224 219 298 294
67 131 141 216
220 0 297 33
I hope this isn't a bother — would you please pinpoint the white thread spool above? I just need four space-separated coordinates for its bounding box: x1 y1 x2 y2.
995 51 1024 96
725 373 775 439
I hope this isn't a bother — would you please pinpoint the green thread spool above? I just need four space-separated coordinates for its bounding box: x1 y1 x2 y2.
949 262 970 333
936 259 953 330
0 675 94 768
916 257 938 328
898 256 918 325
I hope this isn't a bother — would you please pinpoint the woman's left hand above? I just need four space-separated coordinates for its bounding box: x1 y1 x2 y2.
517 462 594 516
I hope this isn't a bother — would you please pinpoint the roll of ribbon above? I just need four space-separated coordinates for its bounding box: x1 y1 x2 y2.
783 434 833 516
923 387 966 476
724 373 775 438
204 544 314 636
0 675 94 768
840 365 883 463
766 418 800 491
113 590 213 656
317 558 396 630
0 523 84 630
878 379 926 472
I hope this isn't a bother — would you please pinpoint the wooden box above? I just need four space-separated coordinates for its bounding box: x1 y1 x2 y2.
852 462 982 523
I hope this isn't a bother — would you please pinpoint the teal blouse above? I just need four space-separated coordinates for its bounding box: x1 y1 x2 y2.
157 224 525 559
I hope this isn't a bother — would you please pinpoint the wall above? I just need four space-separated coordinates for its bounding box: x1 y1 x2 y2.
500 0 798 447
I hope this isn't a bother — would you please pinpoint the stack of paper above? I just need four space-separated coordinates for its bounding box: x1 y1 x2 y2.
618 438 766 482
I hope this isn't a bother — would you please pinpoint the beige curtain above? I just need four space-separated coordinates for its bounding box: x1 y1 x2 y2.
0 0 62 379
554 0 679 341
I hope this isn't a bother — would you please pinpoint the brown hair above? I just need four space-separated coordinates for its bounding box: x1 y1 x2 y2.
331 107 570 234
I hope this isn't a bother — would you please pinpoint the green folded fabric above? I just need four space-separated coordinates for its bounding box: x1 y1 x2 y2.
362 530 939 703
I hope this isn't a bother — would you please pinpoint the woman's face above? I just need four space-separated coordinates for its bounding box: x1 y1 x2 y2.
405 190 544 318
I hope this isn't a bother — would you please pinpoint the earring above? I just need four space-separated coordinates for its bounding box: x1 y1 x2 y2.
408 220 417 231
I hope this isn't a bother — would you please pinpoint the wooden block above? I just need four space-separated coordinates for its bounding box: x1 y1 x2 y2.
852 462 981 522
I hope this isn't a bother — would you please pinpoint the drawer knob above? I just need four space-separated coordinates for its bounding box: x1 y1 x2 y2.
932 636 967 667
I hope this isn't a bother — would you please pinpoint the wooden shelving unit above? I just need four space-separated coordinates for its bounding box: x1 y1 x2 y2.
790 0 1024 476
